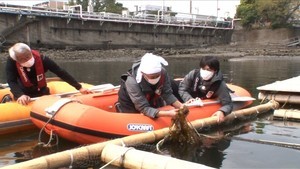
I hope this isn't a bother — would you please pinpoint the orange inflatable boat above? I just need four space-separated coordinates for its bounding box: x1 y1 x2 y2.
30 84 254 144
0 81 93 135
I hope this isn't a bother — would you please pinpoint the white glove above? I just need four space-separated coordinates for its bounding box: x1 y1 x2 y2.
184 97 204 107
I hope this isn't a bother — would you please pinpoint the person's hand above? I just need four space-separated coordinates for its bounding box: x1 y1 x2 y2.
79 87 93 94
17 95 31 105
212 110 225 123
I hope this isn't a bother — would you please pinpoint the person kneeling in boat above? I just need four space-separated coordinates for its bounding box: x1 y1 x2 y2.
6 42 92 105
178 56 233 123
117 53 184 118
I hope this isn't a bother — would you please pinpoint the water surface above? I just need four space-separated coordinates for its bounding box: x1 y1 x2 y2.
0 55 300 168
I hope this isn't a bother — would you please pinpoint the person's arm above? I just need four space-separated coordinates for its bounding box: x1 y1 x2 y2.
216 81 233 116
6 57 24 99
178 70 195 102
212 81 233 123
161 70 180 105
42 56 82 90
125 76 158 118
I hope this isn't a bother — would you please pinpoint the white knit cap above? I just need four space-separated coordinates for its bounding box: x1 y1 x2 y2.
136 53 168 83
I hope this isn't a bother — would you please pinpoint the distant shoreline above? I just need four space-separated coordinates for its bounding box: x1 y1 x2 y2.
1 45 299 62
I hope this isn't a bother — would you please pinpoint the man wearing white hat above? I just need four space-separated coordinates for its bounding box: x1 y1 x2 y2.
6 42 91 105
117 53 184 118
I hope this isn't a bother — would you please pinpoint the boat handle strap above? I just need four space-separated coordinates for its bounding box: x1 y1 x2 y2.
45 98 75 117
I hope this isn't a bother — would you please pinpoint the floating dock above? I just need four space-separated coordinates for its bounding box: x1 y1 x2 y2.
257 76 300 121
257 76 300 104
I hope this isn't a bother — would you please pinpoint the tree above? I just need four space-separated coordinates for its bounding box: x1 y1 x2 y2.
97 0 124 14
236 0 300 29
68 0 124 13
236 0 259 29
68 0 75 6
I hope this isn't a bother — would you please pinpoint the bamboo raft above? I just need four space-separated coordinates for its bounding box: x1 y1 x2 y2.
273 109 300 121
257 76 300 104
257 76 300 121
2 101 279 169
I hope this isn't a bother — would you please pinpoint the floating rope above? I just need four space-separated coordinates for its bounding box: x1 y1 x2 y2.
38 98 76 147
260 92 268 104
280 94 291 108
100 147 134 169
37 116 59 147
68 150 74 168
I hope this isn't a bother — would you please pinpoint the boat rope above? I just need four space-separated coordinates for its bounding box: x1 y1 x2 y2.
120 139 126 147
282 109 288 121
156 123 176 153
255 107 260 114
37 118 59 147
38 98 76 147
156 136 167 153
280 94 291 109
68 150 74 168
232 111 238 118
99 147 134 169
187 119 201 137
260 92 268 104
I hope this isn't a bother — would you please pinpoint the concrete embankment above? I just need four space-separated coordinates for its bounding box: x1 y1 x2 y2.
0 45 299 62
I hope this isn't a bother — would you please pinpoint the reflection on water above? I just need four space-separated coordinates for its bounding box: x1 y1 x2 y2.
0 56 300 168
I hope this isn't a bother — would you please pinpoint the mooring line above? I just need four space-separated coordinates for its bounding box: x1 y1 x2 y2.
232 136 300 150
100 147 134 169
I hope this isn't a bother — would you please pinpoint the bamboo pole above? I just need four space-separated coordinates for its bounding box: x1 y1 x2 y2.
258 92 300 104
101 144 213 169
190 100 279 128
273 109 300 121
271 120 300 128
2 101 279 169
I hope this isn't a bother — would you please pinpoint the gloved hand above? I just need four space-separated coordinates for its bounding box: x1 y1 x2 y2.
184 97 203 107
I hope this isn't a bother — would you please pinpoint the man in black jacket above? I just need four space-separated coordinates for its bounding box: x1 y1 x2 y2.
6 42 91 105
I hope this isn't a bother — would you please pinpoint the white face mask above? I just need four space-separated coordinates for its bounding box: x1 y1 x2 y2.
200 68 214 81
146 76 161 85
20 57 35 68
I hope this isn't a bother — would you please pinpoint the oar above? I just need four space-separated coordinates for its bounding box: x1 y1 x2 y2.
30 83 117 101
54 83 115 97
185 96 256 107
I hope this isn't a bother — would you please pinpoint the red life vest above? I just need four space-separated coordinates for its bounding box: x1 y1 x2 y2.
16 50 46 90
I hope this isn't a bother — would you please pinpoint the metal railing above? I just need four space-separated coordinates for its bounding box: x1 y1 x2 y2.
286 36 300 47
0 4 234 30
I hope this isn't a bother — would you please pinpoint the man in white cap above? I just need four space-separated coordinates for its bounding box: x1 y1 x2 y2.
6 42 91 105
117 53 183 118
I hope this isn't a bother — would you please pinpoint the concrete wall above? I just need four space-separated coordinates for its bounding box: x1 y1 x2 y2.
0 13 232 50
232 23 300 47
